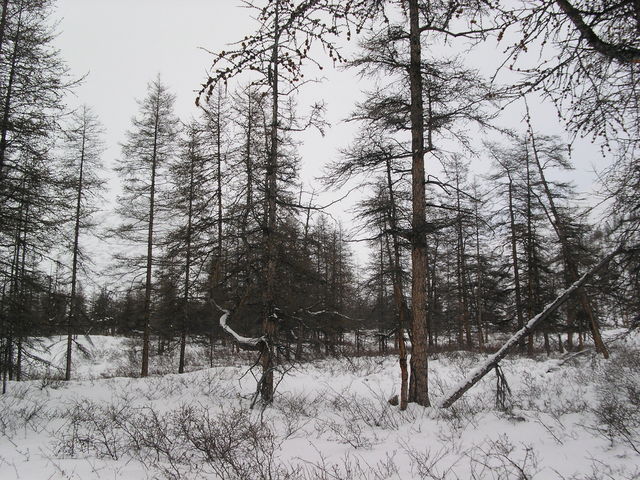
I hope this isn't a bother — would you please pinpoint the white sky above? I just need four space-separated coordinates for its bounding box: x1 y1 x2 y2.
52 0 612 276
53 0 362 184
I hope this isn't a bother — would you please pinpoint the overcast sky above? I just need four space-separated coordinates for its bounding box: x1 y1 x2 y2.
52 0 612 274
53 0 362 186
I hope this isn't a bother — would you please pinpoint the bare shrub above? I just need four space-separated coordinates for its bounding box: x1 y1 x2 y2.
0 391 50 437
404 444 461 480
313 385 422 449
54 399 295 480
297 452 398 480
466 436 539 480
176 405 293 480
592 345 640 454
55 399 130 460
431 397 482 440
505 362 589 417
315 414 376 449
191 369 238 399
556 458 640 480
330 386 413 430
274 391 320 438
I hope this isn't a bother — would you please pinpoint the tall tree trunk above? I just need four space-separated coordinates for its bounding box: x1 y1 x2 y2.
378 233 386 354
240 89 254 291
260 1 280 404
216 88 224 275
15 199 27 382
507 177 525 351
141 100 161 378
65 120 87 381
473 196 485 352
408 0 430 407
179 142 196 374
455 172 472 349
384 158 409 410
428 239 438 348
525 152 535 355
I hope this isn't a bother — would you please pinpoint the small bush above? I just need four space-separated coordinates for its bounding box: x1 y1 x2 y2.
592 345 640 454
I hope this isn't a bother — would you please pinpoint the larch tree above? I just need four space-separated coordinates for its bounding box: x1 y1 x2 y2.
526 133 609 356
164 116 221 374
60 105 105 381
0 0 71 391
114 75 180 378
324 118 412 407
199 0 351 404
338 0 496 406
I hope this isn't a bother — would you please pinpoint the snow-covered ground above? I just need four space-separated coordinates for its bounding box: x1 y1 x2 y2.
1 331 638 479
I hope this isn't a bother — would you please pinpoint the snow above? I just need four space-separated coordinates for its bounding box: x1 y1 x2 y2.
218 307 264 348
1 331 639 479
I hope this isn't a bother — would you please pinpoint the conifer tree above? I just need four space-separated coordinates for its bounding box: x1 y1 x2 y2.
60 105 105 381
114 76 180 377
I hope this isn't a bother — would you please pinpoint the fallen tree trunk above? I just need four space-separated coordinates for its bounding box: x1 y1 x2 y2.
438 245 626 408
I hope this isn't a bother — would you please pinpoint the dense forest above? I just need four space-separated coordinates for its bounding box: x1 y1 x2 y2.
0 0 638 407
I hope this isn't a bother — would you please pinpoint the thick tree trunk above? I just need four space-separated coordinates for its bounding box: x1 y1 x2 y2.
439 245 623 408
407 0 430 407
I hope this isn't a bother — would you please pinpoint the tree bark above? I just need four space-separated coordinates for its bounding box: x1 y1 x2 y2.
408 0 430 407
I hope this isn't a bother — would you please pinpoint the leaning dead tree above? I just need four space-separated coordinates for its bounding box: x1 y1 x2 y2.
438 243 632 408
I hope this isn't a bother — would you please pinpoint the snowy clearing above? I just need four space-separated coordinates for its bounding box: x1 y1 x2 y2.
1 332 639 479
